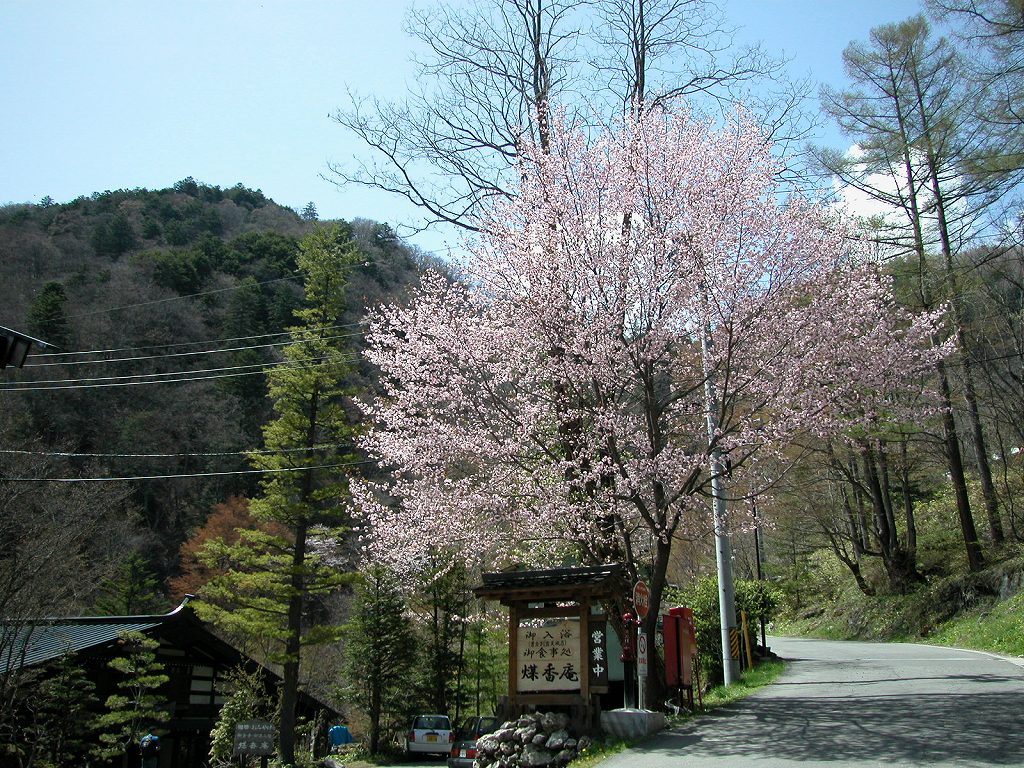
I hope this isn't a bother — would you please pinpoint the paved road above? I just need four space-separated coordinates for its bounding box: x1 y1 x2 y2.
600 636 1024 768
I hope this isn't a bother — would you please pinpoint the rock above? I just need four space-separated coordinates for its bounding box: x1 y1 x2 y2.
539 712 570 733
472 711 583 768
493 727 517 744
555 749 575 764
514 726 538 744
521 744 554 767
545 730 568 750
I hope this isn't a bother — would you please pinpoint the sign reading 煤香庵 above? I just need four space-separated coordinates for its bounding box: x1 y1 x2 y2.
517 620 581 692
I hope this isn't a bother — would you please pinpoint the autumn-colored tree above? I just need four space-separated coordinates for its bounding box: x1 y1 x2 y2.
170 496 267 600
354 108 943 696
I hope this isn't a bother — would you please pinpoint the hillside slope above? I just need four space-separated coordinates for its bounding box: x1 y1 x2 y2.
0 179 430 610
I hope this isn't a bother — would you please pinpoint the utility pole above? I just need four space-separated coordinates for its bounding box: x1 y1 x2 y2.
702 322 740 687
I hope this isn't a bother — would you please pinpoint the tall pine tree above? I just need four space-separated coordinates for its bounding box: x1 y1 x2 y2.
197 225 362 764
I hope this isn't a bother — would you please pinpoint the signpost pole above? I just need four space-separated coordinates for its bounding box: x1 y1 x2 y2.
632 580 650 711
620 612 636 709
636 632 647 711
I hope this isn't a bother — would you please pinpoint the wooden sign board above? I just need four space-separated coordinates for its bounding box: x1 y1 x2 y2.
517 619 582 692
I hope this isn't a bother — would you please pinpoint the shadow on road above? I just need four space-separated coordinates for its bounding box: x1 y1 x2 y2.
633 690 1024 765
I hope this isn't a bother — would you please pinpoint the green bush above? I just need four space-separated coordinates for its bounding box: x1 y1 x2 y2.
671 577 781 685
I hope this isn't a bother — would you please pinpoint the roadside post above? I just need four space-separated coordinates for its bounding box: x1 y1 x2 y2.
665 606 699 710
633 580 650 710
620 611 636 708
637 631 648 710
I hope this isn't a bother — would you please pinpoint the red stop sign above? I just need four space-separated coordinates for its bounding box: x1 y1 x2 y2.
633 580 650 619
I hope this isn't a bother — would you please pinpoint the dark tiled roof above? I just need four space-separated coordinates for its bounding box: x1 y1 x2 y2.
0 598 342 720
474 563 623 601
0 600 190 673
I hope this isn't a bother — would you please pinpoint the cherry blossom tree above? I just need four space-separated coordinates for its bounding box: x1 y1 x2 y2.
353 109 943 661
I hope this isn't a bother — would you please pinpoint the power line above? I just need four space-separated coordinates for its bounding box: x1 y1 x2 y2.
1 459 373 483
6 351 359 387
61 274 301 321
24 337 291 368
0 443 355 459
0 356 358 392
27 323 363 362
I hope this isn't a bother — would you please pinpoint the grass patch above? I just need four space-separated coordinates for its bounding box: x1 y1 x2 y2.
774 553 1024 659
699 658 787 710
571 738 632 768
327 743 401 768
925 590 1024 657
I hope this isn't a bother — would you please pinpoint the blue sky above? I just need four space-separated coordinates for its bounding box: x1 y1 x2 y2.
1 0 924 257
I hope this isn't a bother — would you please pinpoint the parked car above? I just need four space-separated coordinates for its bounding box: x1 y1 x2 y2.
447 716 500 768
405 714 454 756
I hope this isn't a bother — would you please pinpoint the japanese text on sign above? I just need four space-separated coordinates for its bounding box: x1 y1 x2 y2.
589 620 609 687
517 620 581 692
234 720 275 756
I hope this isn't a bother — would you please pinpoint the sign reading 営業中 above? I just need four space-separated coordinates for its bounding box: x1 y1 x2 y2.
517 620 581 692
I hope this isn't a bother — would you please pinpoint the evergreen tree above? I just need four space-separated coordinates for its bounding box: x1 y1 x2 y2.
197 225 362 764
26 281 71 350
91 213 135 258
1 655 98 768
92 632 169 763
817 15 995 568
414 559 470 719
343 565 417 754
94 552 166 616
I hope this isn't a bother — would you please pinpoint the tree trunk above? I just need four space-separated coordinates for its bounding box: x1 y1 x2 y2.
911 60 1004 546
937 362 985 571
280 522 307 765
900 438 918 558
862 442 922 593
643 532 673 706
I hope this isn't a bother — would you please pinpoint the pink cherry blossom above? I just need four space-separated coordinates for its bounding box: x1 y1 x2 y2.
352 108 945 601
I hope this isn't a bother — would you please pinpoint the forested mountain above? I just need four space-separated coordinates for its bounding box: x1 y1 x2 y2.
0 179 431 615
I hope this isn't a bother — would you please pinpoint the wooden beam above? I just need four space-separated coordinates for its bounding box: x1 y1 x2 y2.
507 605 519 709
579 598 590 704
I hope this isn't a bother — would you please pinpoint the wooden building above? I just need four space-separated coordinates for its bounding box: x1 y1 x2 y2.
0 597 338 766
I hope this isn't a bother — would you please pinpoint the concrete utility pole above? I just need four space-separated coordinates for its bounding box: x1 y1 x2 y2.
701 323 740 687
